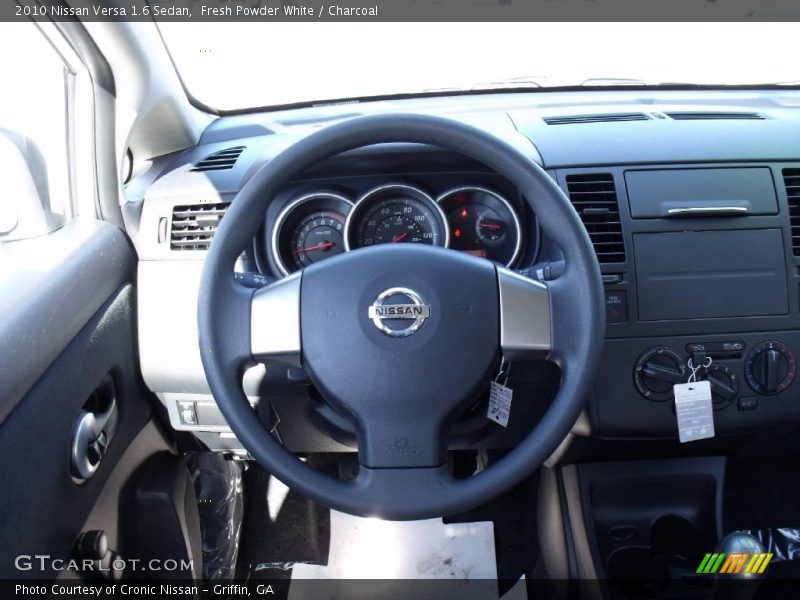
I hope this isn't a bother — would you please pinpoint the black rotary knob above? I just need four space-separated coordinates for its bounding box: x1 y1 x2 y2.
702 364 739 409
633 346 687 401
745 341 796 395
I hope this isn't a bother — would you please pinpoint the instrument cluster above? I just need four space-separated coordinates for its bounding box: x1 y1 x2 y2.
270 182 528 276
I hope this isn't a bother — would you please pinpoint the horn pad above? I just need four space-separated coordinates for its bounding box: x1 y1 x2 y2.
300 244 500 466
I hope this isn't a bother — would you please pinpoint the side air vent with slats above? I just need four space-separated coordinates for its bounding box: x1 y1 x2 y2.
784 169 800 256
565 173 626 263
543 113 649 125
190 146 245 172
170 202 230 250
666 111 765 121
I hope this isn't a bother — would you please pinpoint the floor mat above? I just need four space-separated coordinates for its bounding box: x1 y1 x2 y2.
290 512 526 599
292 511 496 579
239 465 330 579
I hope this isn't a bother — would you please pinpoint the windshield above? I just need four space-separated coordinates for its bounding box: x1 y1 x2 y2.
159 23 800 111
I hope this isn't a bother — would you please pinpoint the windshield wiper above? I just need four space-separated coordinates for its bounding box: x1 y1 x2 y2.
424 75 545 94
580 77 648 86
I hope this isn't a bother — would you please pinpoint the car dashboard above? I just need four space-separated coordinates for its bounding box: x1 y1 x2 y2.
129 89 800 455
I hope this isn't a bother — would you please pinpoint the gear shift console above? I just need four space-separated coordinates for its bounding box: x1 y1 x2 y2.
711 532 766 600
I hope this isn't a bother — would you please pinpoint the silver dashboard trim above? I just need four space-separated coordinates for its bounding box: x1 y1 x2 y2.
251 271 302 366
497 267 551 360
666 206 749 217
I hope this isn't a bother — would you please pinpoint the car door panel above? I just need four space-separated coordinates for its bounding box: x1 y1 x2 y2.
0 220 136 423
0 220 158 579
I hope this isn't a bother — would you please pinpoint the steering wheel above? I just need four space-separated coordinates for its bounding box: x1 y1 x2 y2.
198 114 604 520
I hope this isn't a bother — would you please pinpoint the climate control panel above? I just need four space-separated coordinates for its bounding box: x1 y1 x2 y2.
596 334 800 438
632 340 795 407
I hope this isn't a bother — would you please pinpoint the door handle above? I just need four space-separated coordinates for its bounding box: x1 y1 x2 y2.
71 375 118 483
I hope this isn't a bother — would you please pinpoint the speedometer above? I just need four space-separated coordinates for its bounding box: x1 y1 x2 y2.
345 184 449 251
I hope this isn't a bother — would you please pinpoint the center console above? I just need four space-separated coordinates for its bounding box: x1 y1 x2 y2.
553 163 800 439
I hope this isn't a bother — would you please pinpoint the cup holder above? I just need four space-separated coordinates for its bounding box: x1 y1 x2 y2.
606 516 711 598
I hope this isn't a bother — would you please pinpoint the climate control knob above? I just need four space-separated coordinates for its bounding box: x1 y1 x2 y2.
745 341 796 395
633 346 687 401
702 363 739 409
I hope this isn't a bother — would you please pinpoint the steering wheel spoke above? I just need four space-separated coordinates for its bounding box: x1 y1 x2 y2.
356 416 445 469
497 267 551 361
250 271 302 367
352 464 454 518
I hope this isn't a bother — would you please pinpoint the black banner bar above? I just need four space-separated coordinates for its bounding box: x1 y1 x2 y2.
7 0 800 23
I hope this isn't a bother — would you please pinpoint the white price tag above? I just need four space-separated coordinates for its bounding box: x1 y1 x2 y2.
488 381 513 427
674 380 715 443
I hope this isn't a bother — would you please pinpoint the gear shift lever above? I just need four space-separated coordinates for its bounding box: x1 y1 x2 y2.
711 532 767 600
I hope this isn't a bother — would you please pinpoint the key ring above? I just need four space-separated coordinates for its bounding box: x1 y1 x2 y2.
494 360 512 387
687 356 712 383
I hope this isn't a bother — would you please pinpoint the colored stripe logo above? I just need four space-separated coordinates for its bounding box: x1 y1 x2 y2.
696 552 773 574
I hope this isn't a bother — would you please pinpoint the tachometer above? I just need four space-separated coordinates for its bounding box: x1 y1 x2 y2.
345 184 449 250
272 192 353 275
438 187 522 267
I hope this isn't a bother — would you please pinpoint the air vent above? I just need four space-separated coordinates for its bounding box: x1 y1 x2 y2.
543 113 649 125
565 174 626 263
666 111 765 121
784 169 800 256
190 146 245 172
170 202 230 250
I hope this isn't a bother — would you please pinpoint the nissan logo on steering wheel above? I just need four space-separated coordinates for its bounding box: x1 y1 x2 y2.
368 287 430 337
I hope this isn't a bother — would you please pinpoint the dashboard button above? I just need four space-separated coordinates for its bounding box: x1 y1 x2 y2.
605 290 628 323
738 396 758 411
177 401 197 425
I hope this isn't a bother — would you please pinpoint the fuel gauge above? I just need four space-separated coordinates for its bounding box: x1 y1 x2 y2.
475 209 508 245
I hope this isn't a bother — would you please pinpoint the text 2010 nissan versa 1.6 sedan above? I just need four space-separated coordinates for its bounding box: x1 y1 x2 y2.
3 14 800 600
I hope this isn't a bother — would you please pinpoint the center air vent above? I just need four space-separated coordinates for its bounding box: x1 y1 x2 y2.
666 111 765 121
170 202 230 250
543 113 649 125
190 146 245 172
784 169 800 256
565 173 626 263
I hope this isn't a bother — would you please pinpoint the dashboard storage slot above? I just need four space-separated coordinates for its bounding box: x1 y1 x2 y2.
625 168 778 219
633 229 788 322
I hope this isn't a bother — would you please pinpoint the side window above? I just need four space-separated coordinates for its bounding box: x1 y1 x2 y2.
0 22 77 240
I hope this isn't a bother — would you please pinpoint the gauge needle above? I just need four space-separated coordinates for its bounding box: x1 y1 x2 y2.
293 241 334 254
479 223 503 230
391 232 409 243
